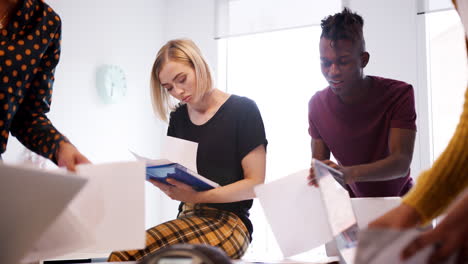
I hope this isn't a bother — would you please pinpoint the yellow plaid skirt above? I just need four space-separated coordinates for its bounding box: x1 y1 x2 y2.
108 203 250 262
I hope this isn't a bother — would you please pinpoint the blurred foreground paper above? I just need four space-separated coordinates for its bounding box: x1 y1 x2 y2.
0 163 87 264
355 228 456 264
351 197 400 228
323 197 401 261
72 161 146 251
22 207 94 263
255 159 404 260
22 161 146 263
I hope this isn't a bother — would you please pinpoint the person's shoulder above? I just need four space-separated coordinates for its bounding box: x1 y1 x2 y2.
36 0 62 27
372 76 415 105
309 86 329 106
227 94 258 109
37 0 59 16
372 76 413 92
169 103 187 120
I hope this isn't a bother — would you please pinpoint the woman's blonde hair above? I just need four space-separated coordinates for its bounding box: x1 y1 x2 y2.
150 39 213 122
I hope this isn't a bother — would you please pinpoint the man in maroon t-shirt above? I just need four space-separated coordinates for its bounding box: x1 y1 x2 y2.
307 8 416 197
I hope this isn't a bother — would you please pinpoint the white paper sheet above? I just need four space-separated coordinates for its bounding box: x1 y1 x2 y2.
161 136 198 173
255 159 359 258
254 169 333 257
354 228 456 264
22 207 94 263
20 161 146 263
129 150 169 165
341 247 357 264
0 163 87 264
319 174 356 236
73 161 146 252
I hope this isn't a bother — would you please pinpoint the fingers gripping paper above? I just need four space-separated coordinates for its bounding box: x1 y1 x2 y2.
254 163 355 257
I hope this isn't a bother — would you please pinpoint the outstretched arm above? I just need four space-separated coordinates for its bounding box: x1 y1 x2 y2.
346 127 415 183
323 128 415 184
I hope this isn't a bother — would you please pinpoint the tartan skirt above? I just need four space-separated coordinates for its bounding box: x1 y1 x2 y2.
107 203 250 262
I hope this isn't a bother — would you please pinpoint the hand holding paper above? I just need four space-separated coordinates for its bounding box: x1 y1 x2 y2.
400 193 468 263
151 177 202 203
131 136 219 191
56 141 91 172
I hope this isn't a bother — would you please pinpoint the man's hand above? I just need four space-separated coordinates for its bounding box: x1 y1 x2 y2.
56 142 91 172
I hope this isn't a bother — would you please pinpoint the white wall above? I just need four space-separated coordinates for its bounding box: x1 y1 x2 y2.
344 0 431 180
48 0 167 164
162 0 218 78
52 0 169 229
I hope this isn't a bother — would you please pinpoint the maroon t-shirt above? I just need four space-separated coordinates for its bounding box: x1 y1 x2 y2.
308 76 416 197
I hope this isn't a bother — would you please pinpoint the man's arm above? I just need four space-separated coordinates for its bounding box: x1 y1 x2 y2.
308 138 331 186
311 138 331 161
346 127 416 182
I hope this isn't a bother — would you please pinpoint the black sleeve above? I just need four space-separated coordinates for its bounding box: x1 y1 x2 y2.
167 111 176 137
236 98 267 160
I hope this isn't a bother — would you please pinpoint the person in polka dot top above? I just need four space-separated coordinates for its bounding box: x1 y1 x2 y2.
0 0 89 171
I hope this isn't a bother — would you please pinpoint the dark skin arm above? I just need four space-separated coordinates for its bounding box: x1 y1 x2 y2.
308 128 416 185
308 137 330 186
311 138 331 161
400 192 468 264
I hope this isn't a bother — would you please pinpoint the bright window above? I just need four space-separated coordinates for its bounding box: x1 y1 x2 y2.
425 9 467 162
218 26 328 260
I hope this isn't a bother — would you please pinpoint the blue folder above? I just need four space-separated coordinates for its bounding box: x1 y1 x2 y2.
146 163 218 191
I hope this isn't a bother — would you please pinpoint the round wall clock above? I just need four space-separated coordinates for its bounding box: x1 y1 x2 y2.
96 64 127 104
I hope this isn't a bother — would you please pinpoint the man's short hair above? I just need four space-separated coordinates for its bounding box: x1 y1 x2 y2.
320 8 365 51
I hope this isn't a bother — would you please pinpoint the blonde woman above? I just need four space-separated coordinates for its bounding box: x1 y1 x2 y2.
108 39 267 261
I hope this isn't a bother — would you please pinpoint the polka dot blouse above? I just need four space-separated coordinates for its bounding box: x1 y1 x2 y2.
0 0 67 163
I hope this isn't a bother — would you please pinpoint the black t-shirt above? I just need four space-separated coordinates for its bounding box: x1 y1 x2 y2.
167 95 267 238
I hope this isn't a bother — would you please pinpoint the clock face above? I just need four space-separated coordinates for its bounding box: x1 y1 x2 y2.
96 65 127 104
